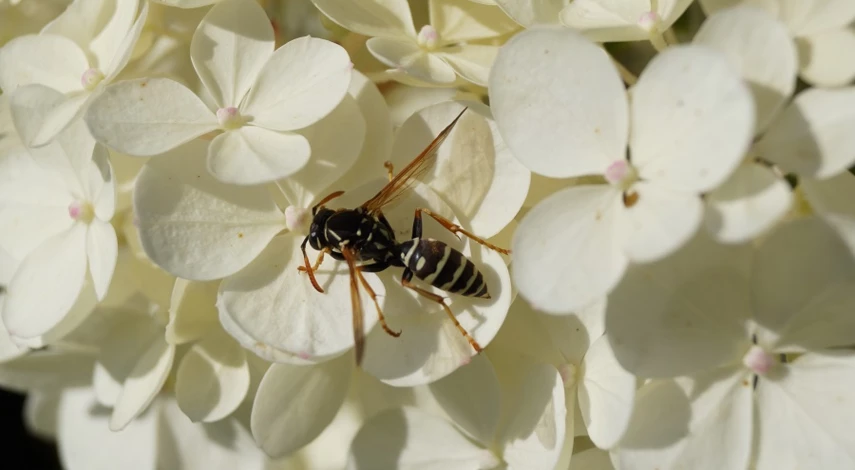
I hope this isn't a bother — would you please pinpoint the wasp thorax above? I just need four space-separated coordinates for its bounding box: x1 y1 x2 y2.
417 25 440 51
216 106 245 130
68 200 95 223
80 68 105 91
285 205 312 235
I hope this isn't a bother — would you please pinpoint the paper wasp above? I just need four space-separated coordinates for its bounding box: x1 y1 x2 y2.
298 108 509 364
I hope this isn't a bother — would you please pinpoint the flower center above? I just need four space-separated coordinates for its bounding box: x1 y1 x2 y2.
216 106 245 130
637 11 660 33
68 200 95 224
285 205 312 235
742 345 776 376
80 68 105 91
417 25 440 50
604 160 638 190
558 363 578 388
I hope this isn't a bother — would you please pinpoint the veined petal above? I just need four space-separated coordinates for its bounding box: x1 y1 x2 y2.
606 230 753 378
311 0 417 38
631 45 754 192
207 127 310 185
251 355 352 457
513 185 627 314
241 36 351 132
493 0 565 26
437 44 497 86
176 330 250 423
85 78 218 157
166 279 220 345
798 27 855 88
616 182 703 263
428 354 500 444
430 0 519 42
704 162 792 244
579 335 635 449
754 352 855 469
751 217 855 351
694 6 798 133
367 37 457 85
757 87 855 179
560 0 653 42
346 408 498 470
489 29 628 178
86 219 118 300
9 85 89 148
0 34 88 93
110 335 175 431
190 0 274 108
133 140 286 280
3 224 88 339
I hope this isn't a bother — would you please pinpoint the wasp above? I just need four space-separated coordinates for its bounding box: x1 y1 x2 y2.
298 108 509 364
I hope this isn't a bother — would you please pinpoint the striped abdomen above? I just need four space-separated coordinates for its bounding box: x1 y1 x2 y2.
398 238 490 299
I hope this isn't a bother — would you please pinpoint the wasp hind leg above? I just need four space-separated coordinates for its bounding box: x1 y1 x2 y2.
401 270 482 354
413 208 510 255
355 263 401 338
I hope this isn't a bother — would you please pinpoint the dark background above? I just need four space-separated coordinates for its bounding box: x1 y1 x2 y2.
0 389 61 469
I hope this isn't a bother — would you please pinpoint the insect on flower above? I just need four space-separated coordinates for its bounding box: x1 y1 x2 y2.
298 108 509 365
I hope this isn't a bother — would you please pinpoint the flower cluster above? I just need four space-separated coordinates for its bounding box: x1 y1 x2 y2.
1 0 854 469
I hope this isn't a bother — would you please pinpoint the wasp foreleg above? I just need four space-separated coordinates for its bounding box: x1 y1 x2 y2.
298 247 329 274
300 237 325 293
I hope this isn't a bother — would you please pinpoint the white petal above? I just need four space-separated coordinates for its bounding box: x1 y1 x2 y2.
578 335 635 449
0 350 94 392
704 162 793 244
631 45 754 192
89 144 116 220
190 0 274 108
217 302 309 364
606 230 753 377
428 354 500 443
616 182 703 263
693 5 798 133
802 172 855 255
42 0 113 52
489 28 628 178
615 368 753 470
346 407 498 470
86 220 117 301
781 0 855 37
242 36 351 132
512 185 627 314
207 127 310 185
85 78 218 156
251 355 352 457
430 0 520 42
3 224 88 339
757 87 855 179
559 0 652 42
367 37 458 85
23 390 59 439
110 335 176 431
91 0 141 75
0 34 88 93
389 101 529 238
384 85 457 130
437 45 497 86
499 363 566 470
751 217 855 351
133 140 286 280
493 0 565 26
9 85 89 147
219 234 382 361
166 279 220 344
311 0 417 38
102 1 148 81
176 330 250 423
798 27 855 88
754 352 855 469
57 388 158 470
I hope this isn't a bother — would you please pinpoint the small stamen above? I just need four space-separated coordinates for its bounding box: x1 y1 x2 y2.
285 205 312 235
637 11 659 32
68 201 95 223
417 25 440 50
743 345 776 376
80 68 105 91
216 106 244 130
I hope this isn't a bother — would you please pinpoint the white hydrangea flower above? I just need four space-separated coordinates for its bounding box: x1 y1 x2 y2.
607 219 855 469
560 0 693 45
85 0 352 185
0 120 116 341
701 0 855 87
312 0 518 86
0 0 148 146
347 353 566 470
489 28 754 313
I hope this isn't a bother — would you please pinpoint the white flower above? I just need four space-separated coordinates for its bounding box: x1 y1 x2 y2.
0 0 148 146
312 0 518 86
489 28 754 313
85 0 352 185
0 120 116 341
560 0 694 44
607 219 855 469
701 0 855 87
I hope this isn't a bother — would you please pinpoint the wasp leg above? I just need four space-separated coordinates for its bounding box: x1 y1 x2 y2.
401 270 482 353
414 208 510 255
300 237 325 293
355 264 401 338
384 161 394 182
297 247 328 273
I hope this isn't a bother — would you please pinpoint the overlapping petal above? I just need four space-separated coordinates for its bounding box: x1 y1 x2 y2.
428 355 500 444
430 0 519 42
0 34 88 93
493 0 565 26
578 335 635 449
110 334 175 431
311 0 417 38
798 27 855 87
207 126 310 185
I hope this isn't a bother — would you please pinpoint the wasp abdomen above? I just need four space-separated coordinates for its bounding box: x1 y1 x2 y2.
398 238 490 299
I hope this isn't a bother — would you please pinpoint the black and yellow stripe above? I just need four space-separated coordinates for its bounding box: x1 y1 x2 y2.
398 238 490 299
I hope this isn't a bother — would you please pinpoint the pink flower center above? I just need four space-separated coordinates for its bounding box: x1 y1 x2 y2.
284 205 311 235
216 106 244 129
80 68 105 90
417 25 440 50
604 160 638 189
68 201 95 223
637 11 659 32
743 345 776 376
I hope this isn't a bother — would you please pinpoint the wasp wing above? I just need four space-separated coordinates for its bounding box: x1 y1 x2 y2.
341 246 366 365
361 107 467 215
